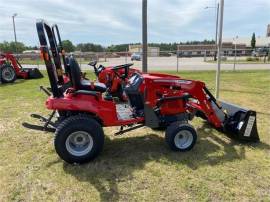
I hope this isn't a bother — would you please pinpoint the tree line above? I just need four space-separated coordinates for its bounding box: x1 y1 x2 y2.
0 39 215 53
0 35 260 53
0 41 38 53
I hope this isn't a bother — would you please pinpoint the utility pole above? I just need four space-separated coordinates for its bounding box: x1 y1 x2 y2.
176 50 179 72
215 0 224 99
205 2 219 61
233 36 238 71
142 0 148 72
214 3 219 61
125 47 128 63
12 13 18 54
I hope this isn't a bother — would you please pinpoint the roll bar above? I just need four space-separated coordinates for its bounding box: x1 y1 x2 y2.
36 20 63 97
52 24 68 73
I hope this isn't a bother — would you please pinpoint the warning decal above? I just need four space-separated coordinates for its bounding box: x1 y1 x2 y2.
244 116 255 137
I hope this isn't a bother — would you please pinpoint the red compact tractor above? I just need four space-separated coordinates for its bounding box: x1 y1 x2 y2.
25 21 259 164
0 53 43 83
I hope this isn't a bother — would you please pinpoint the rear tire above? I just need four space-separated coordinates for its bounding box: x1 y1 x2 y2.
165 122 197 151
0 64 16 83
54 115 104 164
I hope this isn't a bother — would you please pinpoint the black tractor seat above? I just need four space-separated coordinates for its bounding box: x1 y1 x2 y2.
80 79 107 92
67 56 106 93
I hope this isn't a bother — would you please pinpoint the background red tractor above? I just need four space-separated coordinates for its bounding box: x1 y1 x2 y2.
0 53 43 83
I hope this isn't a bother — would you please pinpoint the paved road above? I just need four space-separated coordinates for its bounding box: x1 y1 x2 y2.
25 57 270 71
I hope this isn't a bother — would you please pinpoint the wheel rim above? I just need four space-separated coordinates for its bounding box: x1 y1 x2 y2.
174 130 193 149
65 131 93 157
2 67 15 82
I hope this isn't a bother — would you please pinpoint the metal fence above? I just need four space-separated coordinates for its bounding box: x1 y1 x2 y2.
14 48 270 72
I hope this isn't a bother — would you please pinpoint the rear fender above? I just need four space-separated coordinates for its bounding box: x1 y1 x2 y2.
45 95 120 126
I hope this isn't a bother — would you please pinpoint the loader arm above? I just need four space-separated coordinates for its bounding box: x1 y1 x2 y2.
2 53 22 74
177 80 224 128
177 79 259 141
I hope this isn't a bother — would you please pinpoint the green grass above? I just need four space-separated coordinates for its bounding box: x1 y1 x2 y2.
18 58 43 65
0 70 270 201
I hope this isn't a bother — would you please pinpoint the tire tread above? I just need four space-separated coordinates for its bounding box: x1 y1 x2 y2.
54 114 104 164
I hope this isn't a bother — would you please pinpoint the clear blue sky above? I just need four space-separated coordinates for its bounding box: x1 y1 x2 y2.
0 0 269 46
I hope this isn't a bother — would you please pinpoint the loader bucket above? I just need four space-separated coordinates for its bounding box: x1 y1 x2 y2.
220 101 260 142
23 68 44 79
15 58 43 79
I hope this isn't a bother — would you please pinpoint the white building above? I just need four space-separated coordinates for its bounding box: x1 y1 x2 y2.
22 50 40 54
223 37 270 48
129 45 160 57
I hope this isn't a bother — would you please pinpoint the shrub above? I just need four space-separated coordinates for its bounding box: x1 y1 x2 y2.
246 57 259 61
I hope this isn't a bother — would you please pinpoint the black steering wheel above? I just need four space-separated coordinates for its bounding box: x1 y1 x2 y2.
88 60 105 76
111 63 133 80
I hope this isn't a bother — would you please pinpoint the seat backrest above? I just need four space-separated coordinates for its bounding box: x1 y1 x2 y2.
67 56 82 90
124 74 144 111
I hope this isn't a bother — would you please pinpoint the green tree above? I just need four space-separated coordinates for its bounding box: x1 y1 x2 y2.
0 41 26 53
76 43 104 52
106 44 129 52
251 33 256 50
62 40 75 53
105 40 215 53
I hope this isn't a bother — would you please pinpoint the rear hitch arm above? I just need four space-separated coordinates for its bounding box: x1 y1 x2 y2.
27 110 57 131
40 86 52 96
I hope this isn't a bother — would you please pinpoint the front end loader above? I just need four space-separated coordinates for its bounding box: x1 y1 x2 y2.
185 84 259 142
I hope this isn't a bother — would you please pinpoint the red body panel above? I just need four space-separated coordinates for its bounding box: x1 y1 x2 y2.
138 74 222 127
46 93 144 126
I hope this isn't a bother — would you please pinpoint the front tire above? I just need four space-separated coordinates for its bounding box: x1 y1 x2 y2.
54 115 104 164
0 64 16 83
165 122 197 151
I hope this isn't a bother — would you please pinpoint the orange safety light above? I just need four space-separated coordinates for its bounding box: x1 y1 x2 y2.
40 49 49 61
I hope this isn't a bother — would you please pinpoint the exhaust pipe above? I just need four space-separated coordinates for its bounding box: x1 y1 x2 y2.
220 101 259 142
